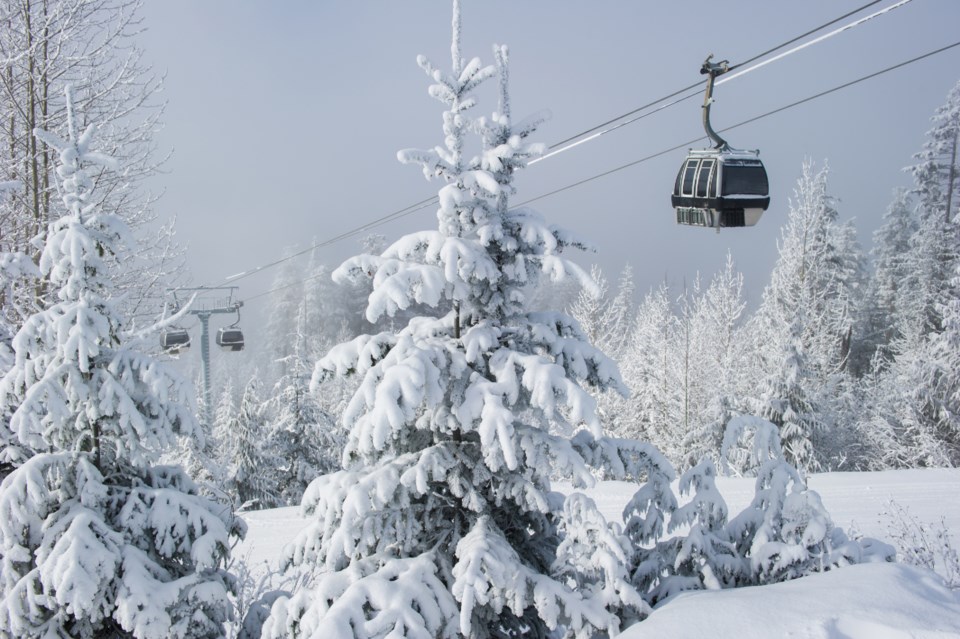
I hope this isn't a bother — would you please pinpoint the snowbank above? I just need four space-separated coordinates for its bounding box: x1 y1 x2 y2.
621 562 960 638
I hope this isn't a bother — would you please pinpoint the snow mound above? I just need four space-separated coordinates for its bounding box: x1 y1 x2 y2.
622 562 960 639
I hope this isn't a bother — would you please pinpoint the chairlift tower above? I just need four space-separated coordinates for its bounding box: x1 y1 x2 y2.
162 287 245 427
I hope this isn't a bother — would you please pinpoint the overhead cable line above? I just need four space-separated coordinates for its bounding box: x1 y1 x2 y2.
516 40 960 208
220 0 916 289
727 0 886 72
243 39 960 305
532 0 913 164
223 195 437 283
718 0 915 84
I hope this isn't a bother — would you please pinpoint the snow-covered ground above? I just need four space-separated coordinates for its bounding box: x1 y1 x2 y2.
238 469 960 637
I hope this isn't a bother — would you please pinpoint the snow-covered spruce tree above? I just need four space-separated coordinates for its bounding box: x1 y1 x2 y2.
931 248 960 458
0 250 38 480
754 315 820 472
910 79 960 228
724 455 890 586
861 189 918 369
267 303 342 506
0 89 242 638
225 374 279 510
170 378 228 501
658 459 740 594
570 264 635 439
856 83 960 468
618 283 680 446
861 242 960 468
859 321 955 468
681 254 748 467
748 161 864 470
262 6 643 638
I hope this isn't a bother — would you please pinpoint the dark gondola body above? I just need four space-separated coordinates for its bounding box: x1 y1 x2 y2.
217 327 245 352
671 149 770 228
161 330 191 354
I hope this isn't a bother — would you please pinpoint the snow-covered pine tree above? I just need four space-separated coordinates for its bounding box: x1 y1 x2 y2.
861 189 919 370
682 254 747 467
748 161 864 469
661 459 740 593
267 303 342 506
932 250 960 459
0 251 38 480
262 5 642 637
171 378 227 500
225 374 278 510
570 264 636 440
911 79 960 228
858 83 960 468
888 79 960 347
724 455 883 586
754 315 820 472
618 283 680 446
0 89 242 638
263 250 307 382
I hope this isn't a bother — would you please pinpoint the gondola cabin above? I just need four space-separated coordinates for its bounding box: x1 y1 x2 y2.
671 149 769 229
161 330 191 355
217 327 245 352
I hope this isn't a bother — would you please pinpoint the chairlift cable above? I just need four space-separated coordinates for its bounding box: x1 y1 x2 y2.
243 39 960 304
217 0 922 289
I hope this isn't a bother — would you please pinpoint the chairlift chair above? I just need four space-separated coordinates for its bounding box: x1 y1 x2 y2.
671 55 770 229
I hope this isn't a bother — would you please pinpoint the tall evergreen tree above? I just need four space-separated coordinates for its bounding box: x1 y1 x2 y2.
619 284 676 445
262 5 641 637
0 88 240 639
911 79 960 226
900 79 960 338
683 254 748 466
755 317 820 472
861 189 919 368
225 374 277 510
267 303 342 506
749 161 863 469
858 81 960 468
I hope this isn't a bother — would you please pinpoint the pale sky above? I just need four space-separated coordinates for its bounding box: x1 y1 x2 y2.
137 0 960 348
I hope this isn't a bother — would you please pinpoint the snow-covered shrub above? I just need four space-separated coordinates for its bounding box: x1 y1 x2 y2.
883 499 960 589
662 459 741 593
725 458 875 585
720 414 784 477
619 417 894 608
554 493 651 629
